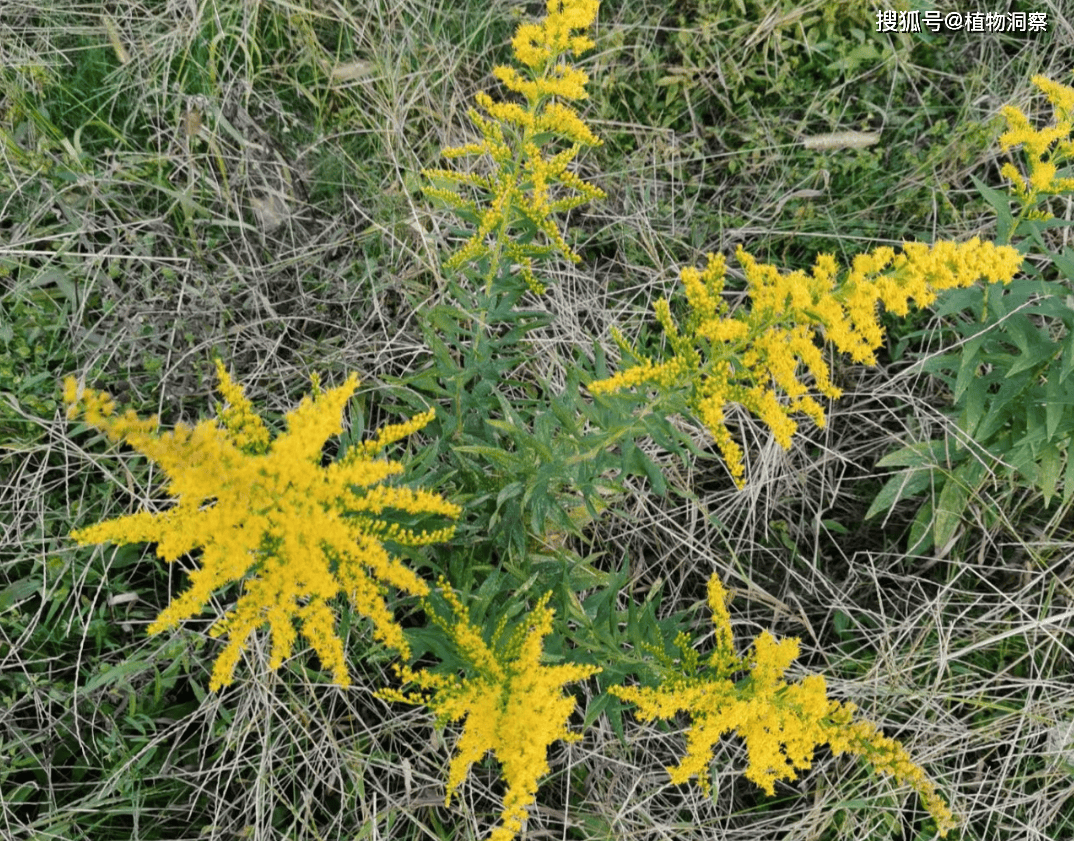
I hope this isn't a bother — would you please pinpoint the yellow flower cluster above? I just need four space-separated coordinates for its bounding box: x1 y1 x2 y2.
64 361 459 691
999 74 1074 212
378 583 600 841
424 0 604 293
610 575 956 837
589 239 1022 487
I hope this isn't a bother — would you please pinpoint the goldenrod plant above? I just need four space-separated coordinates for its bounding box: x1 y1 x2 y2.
377 582 600 841
866 72 1074 554
48 2 1068 840
998 75 1074 212
64 360 459 691
589 240 1021 487
609 575 956 836
423 0 604 294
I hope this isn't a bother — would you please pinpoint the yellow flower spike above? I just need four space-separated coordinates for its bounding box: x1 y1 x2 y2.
705 575 735 656
65 365 459 690
424 0 603 292
355 408 436 459
610 574 955 836
999 75 1074 207
213 359 271 455
377 587 600 841
589 238 1020 488
1034 74 1074 118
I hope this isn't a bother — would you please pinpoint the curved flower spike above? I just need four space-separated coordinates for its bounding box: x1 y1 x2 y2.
589 239 1021 488
611 575 956 837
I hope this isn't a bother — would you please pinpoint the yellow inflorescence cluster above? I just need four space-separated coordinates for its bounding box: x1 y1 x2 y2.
423 0 604 293
377 582 600 841
610 575 957 837
589 238 1022 487
64 360 459 691
999 74 1074 212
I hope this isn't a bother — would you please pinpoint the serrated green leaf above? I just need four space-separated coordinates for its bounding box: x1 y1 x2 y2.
974 376 1027 443
621 439 643 477
961 377 987 438
455 443 524 472
582 691 614 731
1000 315 1052 379
549 394 580 435
637 450 667 496
1025 401 1046 451
1053 246 1074 283
1009 439 1039 486
933 285 984 319
1046 372 1065 441
495 482 523 508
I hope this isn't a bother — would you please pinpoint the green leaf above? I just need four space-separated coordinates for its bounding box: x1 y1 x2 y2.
833 609 852 640
933 285 983 320
495 481 524 509
1038 442 1061 508
821 518 849 535
864 467 934 520
954 334 986 402
77 660 147 697
549 393 580 435
1064 441 1074 508
961 377 987 439
581 691 614 731
1008 438 1039 486
634 449 668 496
907 496 935 555
933 466 971 556
974 376 1029 443
1046 372 1064 441
1003 319 1051 379
0 577 39 611
1025 215 1074 255
875 439 951 469
1052 246 1074 283
455 442 525 472
971 174 1016 243
1024 399 1046 454
1061 328 1074 385
626 595 642 652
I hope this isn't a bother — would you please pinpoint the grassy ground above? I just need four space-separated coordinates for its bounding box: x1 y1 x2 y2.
3 0 1074 839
